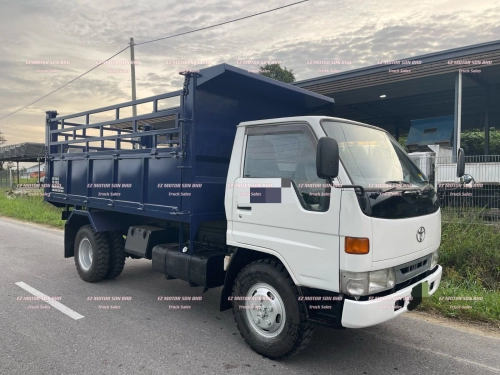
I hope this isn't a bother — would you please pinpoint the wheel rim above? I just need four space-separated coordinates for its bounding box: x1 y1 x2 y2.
245 283 286 338
78 238 93 271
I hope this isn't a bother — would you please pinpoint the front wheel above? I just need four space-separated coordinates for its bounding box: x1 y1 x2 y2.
74 225 110 282
232 259 314 359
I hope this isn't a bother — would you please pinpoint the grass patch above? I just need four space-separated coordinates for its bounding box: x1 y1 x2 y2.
420 278 500 328
0 189 64 228
418 219 500 327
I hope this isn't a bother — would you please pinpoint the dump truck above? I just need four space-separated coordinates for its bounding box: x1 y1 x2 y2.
44 64 465 359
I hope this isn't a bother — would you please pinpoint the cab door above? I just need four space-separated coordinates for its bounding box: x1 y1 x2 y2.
230 122 341 292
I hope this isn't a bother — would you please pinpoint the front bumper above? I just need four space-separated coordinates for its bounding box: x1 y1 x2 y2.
341 265 442 328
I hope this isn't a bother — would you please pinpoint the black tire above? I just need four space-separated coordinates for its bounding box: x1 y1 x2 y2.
74 225 110 283
105 231 126 279
232 259 314 359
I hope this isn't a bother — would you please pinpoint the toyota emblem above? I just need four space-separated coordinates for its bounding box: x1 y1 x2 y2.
416 227 425 242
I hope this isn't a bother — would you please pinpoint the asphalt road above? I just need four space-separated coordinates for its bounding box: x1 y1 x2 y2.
1 217 499 375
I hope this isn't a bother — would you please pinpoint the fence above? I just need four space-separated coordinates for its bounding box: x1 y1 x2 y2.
0 169 42 188
413 154 500 223
0 169 13 188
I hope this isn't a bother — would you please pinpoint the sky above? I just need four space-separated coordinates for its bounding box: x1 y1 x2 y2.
0 0 499 148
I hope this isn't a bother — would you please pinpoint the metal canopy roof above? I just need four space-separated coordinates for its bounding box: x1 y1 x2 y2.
295 40 500 133
0 142 45 162
296 39 500 90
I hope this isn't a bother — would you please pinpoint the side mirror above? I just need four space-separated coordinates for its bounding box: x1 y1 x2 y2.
457 148 465 178
460 174 475 185
316 137 339 179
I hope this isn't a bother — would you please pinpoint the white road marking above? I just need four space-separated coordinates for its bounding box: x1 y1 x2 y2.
15 281 84 321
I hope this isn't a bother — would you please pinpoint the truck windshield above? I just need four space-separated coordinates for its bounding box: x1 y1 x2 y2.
321 121 428 189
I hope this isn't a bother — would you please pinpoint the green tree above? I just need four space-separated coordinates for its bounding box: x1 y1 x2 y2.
460 128 500 156
398 136 408 150
259 63 295 83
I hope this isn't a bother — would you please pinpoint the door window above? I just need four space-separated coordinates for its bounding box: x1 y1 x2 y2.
243 124 331 211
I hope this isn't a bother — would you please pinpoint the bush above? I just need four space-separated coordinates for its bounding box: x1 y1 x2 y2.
439 221 500 290
461 128 500 156
419 219 500 325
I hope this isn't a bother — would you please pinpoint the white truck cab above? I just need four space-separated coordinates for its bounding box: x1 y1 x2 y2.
224 116 444 357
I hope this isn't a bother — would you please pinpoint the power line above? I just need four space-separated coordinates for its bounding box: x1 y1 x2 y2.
0 0 309 122
136 0 309 46
0 46 130 122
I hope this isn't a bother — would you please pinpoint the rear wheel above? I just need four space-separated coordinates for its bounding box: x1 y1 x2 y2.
105 231 126 279
232 259 314 359
74 225 110 283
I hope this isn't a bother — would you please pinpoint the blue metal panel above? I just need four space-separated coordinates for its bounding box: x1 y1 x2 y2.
67 210 129 232
52 160 67 194
116 158 142 202
147 157 181 209
406 115 454 147
71 160 87 196
91 159 113 198
197 64 335 110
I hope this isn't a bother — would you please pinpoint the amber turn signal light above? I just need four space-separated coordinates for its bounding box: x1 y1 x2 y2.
345 237 369 254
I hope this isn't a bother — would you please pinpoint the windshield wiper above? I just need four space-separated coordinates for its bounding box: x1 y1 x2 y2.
398 181 433 196
416 181 432 194
382 180 413 193
385 180 413 185
418 180 430 189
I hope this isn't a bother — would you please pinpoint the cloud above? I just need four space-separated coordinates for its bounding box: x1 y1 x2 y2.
0 0 498 144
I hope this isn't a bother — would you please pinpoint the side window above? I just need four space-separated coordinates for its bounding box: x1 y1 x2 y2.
243 124 330 212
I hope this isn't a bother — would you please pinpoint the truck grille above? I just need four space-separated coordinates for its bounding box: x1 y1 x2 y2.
400 259 428 275
395 254 432 284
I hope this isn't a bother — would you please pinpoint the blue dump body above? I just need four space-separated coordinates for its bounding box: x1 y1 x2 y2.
44 63 335 252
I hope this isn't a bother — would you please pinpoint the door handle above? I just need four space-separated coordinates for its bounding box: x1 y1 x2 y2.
237 204 252 211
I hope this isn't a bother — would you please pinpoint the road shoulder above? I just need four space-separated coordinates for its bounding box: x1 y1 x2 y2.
408 310 500 339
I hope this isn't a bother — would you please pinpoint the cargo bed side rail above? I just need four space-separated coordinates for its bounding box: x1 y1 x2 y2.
46 90 183 156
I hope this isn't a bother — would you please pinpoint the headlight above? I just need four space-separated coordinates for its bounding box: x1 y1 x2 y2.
346 279 368 295
369 268 396 293
341 267 396 296
430 251 439 269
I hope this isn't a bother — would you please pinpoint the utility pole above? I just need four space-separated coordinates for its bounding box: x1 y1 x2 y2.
453 70 462 161
130 37 137 117
37 157 41 188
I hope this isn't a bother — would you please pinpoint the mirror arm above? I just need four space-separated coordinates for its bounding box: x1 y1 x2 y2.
340 185 366 196
328 177 365 196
